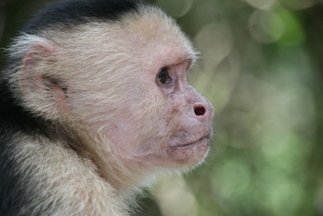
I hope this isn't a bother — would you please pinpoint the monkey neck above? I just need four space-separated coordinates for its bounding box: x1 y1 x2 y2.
46 118 146 195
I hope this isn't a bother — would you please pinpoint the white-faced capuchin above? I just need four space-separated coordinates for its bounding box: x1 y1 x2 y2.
0 0 214 215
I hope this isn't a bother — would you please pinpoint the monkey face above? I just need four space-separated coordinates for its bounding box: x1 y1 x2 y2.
154 58 214 167
93 43 214 170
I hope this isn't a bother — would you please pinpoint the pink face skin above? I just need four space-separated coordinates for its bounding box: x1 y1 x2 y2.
101 45 214 170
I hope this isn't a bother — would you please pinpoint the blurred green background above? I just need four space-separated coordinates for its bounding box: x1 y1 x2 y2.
1 0 323 215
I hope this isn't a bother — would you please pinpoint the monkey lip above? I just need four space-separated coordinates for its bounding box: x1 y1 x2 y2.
170 135 210 149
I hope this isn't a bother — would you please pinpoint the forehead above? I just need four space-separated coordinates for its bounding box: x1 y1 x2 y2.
83 6 197 64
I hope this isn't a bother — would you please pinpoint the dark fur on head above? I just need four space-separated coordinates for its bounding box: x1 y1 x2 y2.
23 0 144 34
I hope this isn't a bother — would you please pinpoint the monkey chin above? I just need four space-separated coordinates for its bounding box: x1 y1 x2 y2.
166 135 211 168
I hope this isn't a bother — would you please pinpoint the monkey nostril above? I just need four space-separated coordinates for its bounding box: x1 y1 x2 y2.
194 105 206 116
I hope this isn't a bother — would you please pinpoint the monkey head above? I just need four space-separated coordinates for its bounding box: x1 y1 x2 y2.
9 2 214 188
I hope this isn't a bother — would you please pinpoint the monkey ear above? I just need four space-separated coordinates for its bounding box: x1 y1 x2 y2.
19 41 69 114
19 42 57 91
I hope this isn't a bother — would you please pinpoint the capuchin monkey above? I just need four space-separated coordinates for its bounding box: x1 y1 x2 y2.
0 0 214 215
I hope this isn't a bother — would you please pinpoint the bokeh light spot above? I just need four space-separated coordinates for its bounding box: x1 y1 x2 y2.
249 10 285 44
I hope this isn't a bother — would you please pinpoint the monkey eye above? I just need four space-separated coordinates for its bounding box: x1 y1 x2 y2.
157 67 172 85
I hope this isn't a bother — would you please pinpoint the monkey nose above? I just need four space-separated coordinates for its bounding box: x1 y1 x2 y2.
194 104 206 116
194 102 213 123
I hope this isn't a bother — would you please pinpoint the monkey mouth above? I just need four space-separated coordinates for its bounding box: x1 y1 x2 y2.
170 135 210 149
